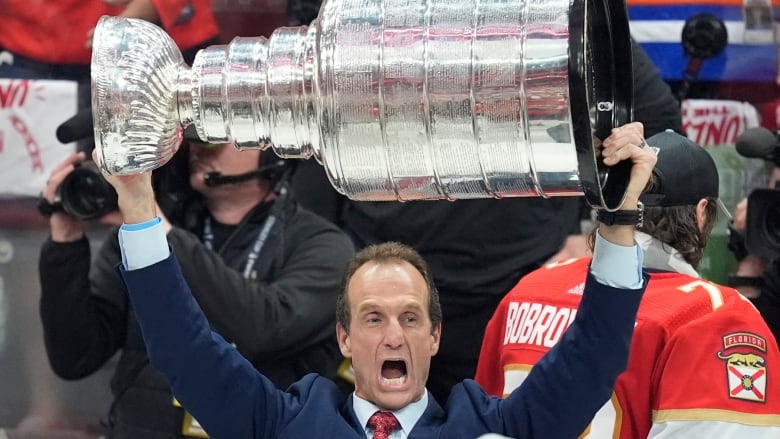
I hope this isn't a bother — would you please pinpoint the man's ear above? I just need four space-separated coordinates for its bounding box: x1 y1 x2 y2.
430 323 442 356
337 322 352 358
696 198 709 231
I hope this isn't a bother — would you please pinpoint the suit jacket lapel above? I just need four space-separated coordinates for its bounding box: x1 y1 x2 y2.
341 395 366 434
407 394 445 438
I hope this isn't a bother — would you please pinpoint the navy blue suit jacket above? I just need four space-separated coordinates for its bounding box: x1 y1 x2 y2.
119 254 645 438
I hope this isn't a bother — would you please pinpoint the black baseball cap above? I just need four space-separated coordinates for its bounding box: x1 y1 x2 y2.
640 129 731 219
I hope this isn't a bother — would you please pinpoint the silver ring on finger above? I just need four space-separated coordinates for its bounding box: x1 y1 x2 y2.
637 138 646 149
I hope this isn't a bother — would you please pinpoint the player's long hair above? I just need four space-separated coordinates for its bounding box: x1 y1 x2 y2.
639 200 718 268
588 198 718 268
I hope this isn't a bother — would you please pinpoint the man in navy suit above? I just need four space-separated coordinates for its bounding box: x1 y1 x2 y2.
105 121 657 438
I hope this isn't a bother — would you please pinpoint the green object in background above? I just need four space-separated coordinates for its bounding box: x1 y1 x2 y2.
699 234 737 285
698 146 767 284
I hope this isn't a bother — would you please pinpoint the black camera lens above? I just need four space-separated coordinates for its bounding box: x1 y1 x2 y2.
58 161 118 220
746 188 780 259
762 203 780 251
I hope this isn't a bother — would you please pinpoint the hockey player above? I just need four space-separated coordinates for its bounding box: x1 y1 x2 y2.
475 130 780 438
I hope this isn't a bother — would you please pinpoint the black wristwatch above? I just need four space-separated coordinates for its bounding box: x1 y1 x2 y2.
596 201 644 227
37 195 64 217
727 274 765 289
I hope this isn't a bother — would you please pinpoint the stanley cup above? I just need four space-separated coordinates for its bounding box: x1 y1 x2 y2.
91 0 634 209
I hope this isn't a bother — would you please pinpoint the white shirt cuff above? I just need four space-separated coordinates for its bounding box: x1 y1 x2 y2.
590 230 644 289
118 217 170 270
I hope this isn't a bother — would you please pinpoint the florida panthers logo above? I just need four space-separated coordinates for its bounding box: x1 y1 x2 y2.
717 332 768 403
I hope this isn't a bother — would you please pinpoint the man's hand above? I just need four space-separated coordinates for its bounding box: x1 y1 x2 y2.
597 122 657 246
732 198 748 232
93 150 157 224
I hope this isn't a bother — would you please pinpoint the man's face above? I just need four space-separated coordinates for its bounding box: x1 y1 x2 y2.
337 260 441 411
188 142 261 192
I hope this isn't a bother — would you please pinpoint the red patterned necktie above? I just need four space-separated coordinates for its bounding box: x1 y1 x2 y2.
368 411 400 439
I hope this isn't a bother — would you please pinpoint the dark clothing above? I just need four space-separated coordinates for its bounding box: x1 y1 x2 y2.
39 194 354 438
631 39 684 136
287 0 322 26
753 258 780 343
118 253 646 439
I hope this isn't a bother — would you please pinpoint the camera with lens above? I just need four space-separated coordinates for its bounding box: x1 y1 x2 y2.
48 109 119 220
57 160 119 220
735 127 780 259
50 108 193 221
744 185 780 259
51 148 195 222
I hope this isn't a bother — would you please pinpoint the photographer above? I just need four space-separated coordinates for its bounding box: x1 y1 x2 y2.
37 129 354 439
729 128 780 342
733 184 780 340
755 256 780 343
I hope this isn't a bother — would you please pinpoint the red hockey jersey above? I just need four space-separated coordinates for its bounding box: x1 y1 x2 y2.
475 257 780 438
0 0 218 65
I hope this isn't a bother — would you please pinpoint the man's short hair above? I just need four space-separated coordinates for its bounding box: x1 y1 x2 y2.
336 242 442 333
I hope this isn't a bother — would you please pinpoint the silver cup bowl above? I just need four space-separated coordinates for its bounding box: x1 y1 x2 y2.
91 0 633 209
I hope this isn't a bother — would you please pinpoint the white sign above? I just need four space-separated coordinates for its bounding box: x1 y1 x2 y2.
0 79 77 197
682 99 760 147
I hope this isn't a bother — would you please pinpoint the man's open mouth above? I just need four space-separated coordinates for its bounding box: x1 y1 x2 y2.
381 360 408 385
